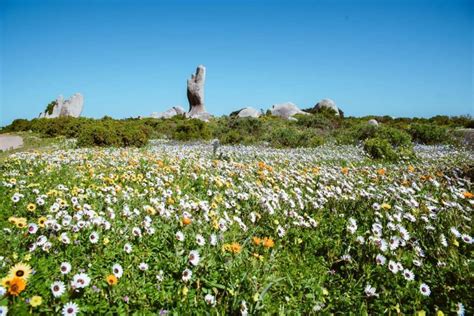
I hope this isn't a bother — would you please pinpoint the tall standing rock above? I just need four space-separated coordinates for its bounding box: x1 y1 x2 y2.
186 65 208 118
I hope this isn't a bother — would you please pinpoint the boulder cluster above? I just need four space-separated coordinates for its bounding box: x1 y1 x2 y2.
39 93 84 119
39 66 353 122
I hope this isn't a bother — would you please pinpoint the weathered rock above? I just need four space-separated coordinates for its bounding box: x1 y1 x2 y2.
186 65 211 120
368 119 379 126
313 98 339 116
270 102 308 119
39 93 84 118
151 106 185 119
235 107 261 118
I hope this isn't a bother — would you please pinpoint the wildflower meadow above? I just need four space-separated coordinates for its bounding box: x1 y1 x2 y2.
0 142 472 315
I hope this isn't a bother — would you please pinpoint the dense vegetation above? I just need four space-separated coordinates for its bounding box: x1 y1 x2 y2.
1 113 472 159
0 143 472 314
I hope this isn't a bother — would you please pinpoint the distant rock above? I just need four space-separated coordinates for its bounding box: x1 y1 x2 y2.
368 119 379 126
313 99 340 116
39 93 84 118
186 65 211 121
233 107 261 118
151 106 185 119
270 102 308 119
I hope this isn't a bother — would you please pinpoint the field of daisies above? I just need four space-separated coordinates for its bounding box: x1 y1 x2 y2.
0 141 472 315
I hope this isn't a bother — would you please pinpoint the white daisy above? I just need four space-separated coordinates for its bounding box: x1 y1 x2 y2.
51 281 66 298
175 231 185 242
71 273 91 289
403 269 414 281
204 293 216 306
461 234 473 244
182 268 192 282
196 234 206 246
388 260 399 274
139 262 148 271
189 250 200 266
27 223 38 234
62 301 80 316
0 306 8 316
364 284 378 297
419 283 431 296
210 234 217 246
456 302 465 316
0 286 5 296
60 262 72 275
124 243 133 254
375 254 386 265
89 232 99 244
112 263 123 278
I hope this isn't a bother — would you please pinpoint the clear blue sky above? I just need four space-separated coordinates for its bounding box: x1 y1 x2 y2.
0 0 472 126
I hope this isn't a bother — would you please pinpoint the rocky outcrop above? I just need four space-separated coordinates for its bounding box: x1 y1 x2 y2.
151 106 185 119
313 99 339 116
186 65 211 121
233 107 261 118
39 93 84 118
270 102 308 119
368 119 379 126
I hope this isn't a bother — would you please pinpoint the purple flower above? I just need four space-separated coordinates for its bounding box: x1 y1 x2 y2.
159 309 169 315
123 296 129 303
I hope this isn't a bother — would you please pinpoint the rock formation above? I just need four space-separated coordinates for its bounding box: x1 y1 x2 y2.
270 102 309 119
39 93 84 118
313 98 340 116
186 65 211 120
232 107 261 118
368 119 379 126
151 106 185 119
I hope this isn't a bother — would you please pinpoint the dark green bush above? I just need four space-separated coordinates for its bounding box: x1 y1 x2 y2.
363 137 398 161
76 121 150 147
173 119 211 141
266 126 324 148
409 123 449 144
215 117 263 144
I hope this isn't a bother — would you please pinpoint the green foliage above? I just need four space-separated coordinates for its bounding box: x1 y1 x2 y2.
266 126 324 148
76 121 150 147
363 137 398 161
215 117 263 144
409 123 449 144
1 113 471 149
44 100 57 115
173 118 212 141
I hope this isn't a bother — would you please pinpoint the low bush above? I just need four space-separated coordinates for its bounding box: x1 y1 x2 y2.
173 119 212 141
77 121 150 147
409 123 449 144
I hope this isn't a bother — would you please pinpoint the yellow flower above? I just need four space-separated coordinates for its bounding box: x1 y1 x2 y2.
38 216 47 228
27 203 36 212
9 262 32 280
381 203 391 210
23 254 32 262
182 286 188 296
103 237 110 245
7 277 26 296
416 311 426 316
30 295 42 307
106 274 118 286
436 310 444 316
15 218 27 228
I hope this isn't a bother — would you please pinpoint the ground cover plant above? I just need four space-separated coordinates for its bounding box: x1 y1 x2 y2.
0 142 472 315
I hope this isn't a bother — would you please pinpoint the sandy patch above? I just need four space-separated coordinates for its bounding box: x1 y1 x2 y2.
0 135 24 151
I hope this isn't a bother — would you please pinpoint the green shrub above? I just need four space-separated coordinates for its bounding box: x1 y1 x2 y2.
409 123 449 144
173 119 211 141
215 117 263 144
266 126 324 148
363 137 398 160
76 121 150 147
